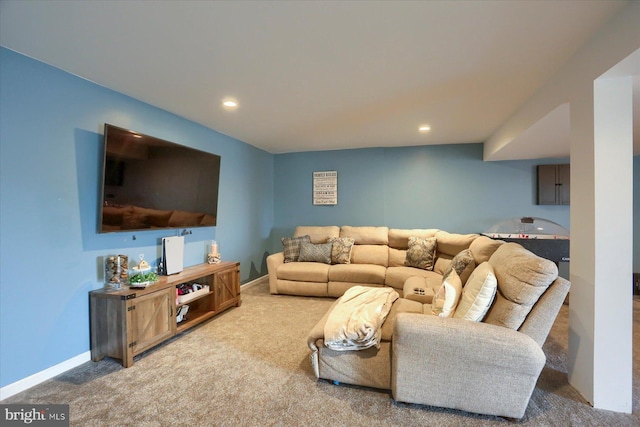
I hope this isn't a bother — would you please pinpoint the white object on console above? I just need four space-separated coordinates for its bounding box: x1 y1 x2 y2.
162 236 184 275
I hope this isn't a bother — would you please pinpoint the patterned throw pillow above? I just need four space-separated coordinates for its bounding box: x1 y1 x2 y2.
405 236 437 270
281 235 311 263
443 249 476 285
298 241 332 264
328 237 355 264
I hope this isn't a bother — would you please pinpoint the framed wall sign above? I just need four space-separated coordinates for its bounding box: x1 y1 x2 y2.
313 171 338 205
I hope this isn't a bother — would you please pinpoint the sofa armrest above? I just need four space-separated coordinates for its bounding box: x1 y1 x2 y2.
266 252 285 294
392 313 545 419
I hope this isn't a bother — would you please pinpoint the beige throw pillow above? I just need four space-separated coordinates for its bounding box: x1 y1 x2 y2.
454 262 497 322
432 269 463 317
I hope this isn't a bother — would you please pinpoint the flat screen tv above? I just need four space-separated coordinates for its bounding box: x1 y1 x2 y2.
99 124 221 233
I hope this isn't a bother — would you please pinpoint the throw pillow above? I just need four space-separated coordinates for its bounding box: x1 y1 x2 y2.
328 237 355 264
453 262 497 322
405 236 437 270
431 269 463 317
443 248 476 285
281 235 311 263
298 241 332 264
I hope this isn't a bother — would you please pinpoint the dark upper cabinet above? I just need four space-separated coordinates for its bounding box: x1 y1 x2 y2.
537 164 570 205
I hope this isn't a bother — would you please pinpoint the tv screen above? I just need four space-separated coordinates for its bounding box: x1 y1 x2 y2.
99 124 221 233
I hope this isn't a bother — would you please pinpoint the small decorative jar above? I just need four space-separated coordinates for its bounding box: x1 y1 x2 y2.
104 254 128 290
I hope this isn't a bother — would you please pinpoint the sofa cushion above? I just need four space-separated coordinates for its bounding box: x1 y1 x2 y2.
328 237 355 264
434 231 479 257
281 235 312 263
454 262 497 322
484 243 558 330
431 269 463 317
340 226 389 245
469 235 505 264
277 279 328 297
433 254 454 276
380 298 424 341
328 282 383 298
385 267 441 291
351 245 388 267
405 236 437 270
328 264 387 285
294 226 340 243
298 241 332 264
277 261 330 282
444 248 476 285
388 248 408 267
388 228 439 249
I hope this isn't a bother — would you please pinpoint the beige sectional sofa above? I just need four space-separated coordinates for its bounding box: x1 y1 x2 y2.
268 225 570 419
267 225 481 298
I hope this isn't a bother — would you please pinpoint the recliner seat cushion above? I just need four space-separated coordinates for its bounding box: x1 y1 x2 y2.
328 264 386 284
277 262 330 282
386 267 441 291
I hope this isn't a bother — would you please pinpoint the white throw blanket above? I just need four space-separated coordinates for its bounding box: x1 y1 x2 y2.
324 286 399 351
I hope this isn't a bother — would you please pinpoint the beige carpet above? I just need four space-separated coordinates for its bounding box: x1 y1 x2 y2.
2 282 638 426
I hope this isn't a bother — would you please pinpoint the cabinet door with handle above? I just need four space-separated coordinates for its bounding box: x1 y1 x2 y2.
537 164 570 205
127 287 176 359
557 164 570 205
214 265 240 312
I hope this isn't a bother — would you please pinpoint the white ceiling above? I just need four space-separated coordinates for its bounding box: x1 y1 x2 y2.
0 0 632 158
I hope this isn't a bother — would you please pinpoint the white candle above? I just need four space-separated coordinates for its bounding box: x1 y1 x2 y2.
211 241 218 256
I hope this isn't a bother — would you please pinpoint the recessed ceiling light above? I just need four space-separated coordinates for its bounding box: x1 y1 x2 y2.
222 98 238 109
419 125 431 133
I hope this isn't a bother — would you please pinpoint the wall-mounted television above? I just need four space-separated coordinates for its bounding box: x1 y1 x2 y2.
99 124 221 233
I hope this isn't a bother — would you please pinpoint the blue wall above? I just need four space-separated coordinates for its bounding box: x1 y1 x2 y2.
273 145 571 243
0 48 274 388
2 46 638 392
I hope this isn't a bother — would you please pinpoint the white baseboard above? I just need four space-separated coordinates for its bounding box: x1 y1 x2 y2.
1 276 268 401
240 274 268 290
0 351 91 401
